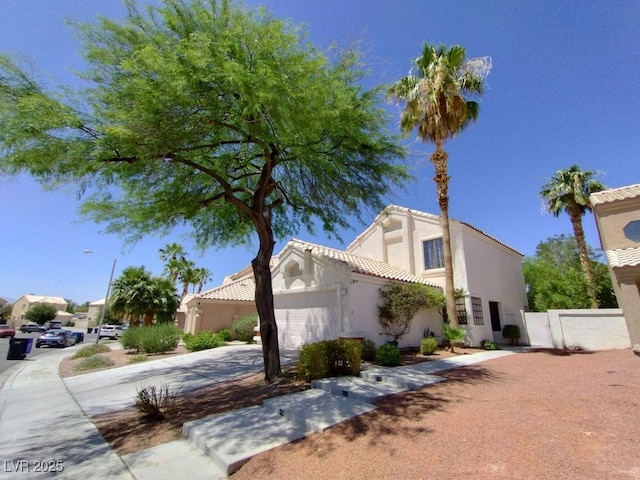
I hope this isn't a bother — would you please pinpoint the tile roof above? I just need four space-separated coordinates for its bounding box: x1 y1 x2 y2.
197 277 255 302
605 247 640 268
287 239 441 288
590 184 640 206
23 295 67 305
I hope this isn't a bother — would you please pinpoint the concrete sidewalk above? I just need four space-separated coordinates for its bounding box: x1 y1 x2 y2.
0 343 519 479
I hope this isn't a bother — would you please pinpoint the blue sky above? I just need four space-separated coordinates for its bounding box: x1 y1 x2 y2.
1 0 639 304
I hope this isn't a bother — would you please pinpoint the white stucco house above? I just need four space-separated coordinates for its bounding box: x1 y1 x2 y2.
189 205 528 349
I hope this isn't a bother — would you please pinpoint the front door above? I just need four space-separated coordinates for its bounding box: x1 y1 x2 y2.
489 301 501 332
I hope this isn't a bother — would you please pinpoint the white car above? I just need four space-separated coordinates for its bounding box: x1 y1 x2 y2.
98 325 124 340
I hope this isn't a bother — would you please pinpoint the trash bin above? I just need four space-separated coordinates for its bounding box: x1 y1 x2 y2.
73 332 84 344
6 338 28 360
24 338 33 354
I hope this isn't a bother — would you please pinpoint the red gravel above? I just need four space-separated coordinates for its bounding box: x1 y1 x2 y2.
232 349 640 480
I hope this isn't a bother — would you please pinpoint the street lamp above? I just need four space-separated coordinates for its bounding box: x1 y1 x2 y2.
84 250 117 345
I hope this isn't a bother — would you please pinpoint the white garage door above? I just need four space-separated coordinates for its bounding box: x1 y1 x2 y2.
275 290 338 349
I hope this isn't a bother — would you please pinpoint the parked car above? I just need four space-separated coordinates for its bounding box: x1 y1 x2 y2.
0 325 16 338
98 325 124 340
35 329 77 348
20 323 45 333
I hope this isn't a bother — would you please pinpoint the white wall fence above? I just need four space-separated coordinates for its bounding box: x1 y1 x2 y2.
520 309 630 351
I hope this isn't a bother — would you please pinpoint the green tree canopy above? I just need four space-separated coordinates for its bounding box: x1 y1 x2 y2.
24 303 57 325
523 235 617 311
0 0 408 381
540 164 606 308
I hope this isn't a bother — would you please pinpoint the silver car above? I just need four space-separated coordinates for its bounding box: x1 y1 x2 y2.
35 329 77 348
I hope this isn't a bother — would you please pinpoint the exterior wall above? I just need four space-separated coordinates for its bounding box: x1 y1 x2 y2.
347 209 527 347
521 309 630 350
86 302 104 328
345 275 443 348
593 197 640 251
610 267 640 349
184 301 256 334
10 296 68 327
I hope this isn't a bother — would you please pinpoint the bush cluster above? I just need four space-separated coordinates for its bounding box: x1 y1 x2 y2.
72 343 111 359
298 339 362 382
233 313 258 343
182 331 225 352
502 324 521 345
120 323 182 354
480 339 498 350
419 337 438 355
75 355 115 372
217 328 233 342
135 382 181 421
375 343 402 366
361 338 377 362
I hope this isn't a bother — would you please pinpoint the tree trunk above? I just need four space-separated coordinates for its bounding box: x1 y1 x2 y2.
251 216 282 383
570 208 598 308
431 146 457 328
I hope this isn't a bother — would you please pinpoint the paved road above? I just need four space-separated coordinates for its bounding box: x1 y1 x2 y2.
0 331 98 375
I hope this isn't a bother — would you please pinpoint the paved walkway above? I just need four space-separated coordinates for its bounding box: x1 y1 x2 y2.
0 343 518 479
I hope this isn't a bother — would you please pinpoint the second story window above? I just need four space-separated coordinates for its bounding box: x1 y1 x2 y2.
423 238 444 270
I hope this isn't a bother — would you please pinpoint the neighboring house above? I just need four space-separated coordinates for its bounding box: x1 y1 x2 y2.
591 183 640 355
10 295 69 327
184 277 257 334
189 205 528 349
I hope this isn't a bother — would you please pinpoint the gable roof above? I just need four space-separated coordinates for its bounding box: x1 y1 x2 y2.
285 239 440 288
22 295 67 305
347 204 523 257
590 184 640 206
197 277 255 302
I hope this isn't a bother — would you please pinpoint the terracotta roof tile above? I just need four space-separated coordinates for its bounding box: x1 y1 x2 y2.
288 239 440 288
197 277 255 302
605 247 640 268
590 184 640 206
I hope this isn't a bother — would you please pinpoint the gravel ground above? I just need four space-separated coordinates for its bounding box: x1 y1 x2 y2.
232 349 640 480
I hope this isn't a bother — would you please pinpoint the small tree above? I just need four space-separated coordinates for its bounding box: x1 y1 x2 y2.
378 283 439 343
24 303 57 325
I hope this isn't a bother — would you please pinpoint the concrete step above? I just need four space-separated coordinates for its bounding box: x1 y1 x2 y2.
262 388 376 434
360 366 446 390
311 376 408 403
182 405 307 476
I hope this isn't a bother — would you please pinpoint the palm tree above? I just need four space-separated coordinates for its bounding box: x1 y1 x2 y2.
159 243 186 283
387 44 491 327
540 164 606 308
194 267 212 294
178 260 200 299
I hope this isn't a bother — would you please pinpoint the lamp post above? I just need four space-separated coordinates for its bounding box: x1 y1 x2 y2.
84 250 117 345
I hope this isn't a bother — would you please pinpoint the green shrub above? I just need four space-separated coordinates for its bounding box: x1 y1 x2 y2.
375 343 402 367
120 327 145 353
298 342 328 382
502 324 521 345
361 338 377 362
74 355 115 372
135 382 181 420
183 331 224 352
443 323 466 353
138 323 182 354
480 339 498 350
233 313 258 343
419 337 438 355
217 328 233 342
72 343 111 359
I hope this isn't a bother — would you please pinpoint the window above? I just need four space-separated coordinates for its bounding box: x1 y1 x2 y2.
456 297 468 325
471 297 484 325
423 238 444 270
287 262 302 277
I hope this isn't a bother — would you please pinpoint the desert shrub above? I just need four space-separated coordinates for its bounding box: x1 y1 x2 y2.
420 337 438 355
480 339 498 350
378 283 439 343
72 343 111 359
443 323 466 353
183 331 224 352
74 355 115 372
375 343 402 367
217 328 233 342
502 324 521 345
233 313 258 343
136 323 182 354
298 342 328 382
361 338 377 362
135 382 181 420
120 327 145 352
